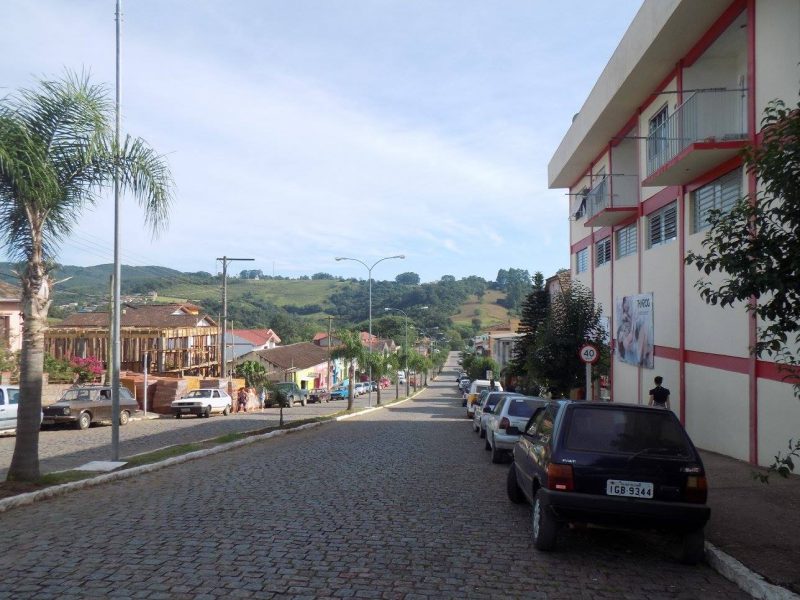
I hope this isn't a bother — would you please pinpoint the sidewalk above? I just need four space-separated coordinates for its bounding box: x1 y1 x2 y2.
701 449 800 596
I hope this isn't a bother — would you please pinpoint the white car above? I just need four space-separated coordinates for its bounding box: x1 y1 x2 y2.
465 379 503 418
0 385 20 433
485 395 547 463
172 388 232 418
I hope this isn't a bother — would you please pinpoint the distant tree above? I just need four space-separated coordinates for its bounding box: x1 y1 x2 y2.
234 360 268 389
311 272 335 280
395 272 421 285
440 274 456 283
364 351 398 405
529 283 607 398
471 317 482 333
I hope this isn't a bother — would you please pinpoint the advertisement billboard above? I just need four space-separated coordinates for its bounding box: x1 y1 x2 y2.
615 293 654 369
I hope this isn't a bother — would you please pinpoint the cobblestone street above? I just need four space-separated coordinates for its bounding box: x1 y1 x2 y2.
0 355 746 599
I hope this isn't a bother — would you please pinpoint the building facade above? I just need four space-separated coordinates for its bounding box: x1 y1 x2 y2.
0 281 22 353
548 0 800 466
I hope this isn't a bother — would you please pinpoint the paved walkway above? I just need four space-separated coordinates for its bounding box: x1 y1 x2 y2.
0 357 746 599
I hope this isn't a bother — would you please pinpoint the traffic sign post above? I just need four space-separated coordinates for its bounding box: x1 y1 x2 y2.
579 344 599 402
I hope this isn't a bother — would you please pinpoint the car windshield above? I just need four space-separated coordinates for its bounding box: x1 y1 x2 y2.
565 407 693 456
186 390 212 398
507 398 543 418
60 389 93 402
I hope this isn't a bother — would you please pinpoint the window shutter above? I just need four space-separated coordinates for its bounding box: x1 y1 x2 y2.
650 212 662 247
663 204 677 241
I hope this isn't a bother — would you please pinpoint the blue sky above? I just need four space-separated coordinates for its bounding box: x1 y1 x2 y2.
2 1 641 283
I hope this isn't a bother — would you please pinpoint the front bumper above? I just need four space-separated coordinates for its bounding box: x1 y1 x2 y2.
172 405 204 416
540 488 710 532
41 415 77 425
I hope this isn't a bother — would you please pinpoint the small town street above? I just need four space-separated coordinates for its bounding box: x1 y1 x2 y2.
0 354 747 599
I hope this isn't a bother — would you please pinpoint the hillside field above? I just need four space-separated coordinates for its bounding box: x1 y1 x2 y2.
451 290 513 328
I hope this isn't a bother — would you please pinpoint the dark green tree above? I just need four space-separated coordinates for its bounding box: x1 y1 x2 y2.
395 272 421 285
512 271 550 392
529 283 607 398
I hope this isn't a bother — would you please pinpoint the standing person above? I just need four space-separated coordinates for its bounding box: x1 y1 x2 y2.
237 387 248 413
649 376 670 409
258 388 266 410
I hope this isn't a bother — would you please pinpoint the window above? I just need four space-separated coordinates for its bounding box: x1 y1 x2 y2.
595 237 611 267
576 248 588 273
693 169 742 232
573 189 588 220
647 105 668 161
648 201 677 248
616 223 637 259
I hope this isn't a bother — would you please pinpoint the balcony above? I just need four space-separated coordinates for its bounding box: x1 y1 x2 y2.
583 175 638 228
644 89 748 186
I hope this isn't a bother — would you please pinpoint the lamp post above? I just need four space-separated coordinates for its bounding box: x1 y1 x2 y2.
335 255 405 406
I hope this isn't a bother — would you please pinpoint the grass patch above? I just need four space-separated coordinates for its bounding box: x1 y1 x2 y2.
213 432 246 444
37 471 96 485
125 443 203 467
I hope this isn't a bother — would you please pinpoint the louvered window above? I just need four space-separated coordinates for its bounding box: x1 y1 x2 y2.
615 223 637 259
576 248 588 273
595 237 611 267
648 202 677 248
693 169 742 232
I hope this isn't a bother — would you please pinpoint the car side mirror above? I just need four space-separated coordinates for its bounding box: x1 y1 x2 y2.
506 426 521 435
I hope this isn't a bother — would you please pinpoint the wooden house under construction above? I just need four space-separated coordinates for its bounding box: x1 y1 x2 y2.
45 303 219 376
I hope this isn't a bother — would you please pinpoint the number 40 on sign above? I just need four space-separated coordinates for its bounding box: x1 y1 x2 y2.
579 344 599 364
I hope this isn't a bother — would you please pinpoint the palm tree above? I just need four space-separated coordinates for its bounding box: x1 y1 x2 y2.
330 330 365 411
0 72 173 481
365 351 398 406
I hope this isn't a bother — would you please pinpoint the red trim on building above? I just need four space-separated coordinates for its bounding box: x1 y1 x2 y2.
757 361 800 384
642 186 681 215
654 345 681 361
685 156 743 192
683 0 747 68
571 236 592 255
685 350 749 374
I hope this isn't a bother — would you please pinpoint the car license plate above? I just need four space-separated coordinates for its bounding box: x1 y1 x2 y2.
180 408 190 413
41 418 55 425
606 479 653 498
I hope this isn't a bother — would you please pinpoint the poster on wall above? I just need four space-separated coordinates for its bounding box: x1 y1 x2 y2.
615 292 654 369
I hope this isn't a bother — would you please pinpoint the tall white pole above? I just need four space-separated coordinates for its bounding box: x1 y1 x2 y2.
110 0 123 461
367 267 372 407
143 350 148 416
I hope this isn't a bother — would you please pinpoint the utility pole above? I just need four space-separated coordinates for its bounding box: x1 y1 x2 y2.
326 315 334 394
217 256 254 380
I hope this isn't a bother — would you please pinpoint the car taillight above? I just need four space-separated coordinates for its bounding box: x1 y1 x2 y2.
499 417 510 430
546 464 574 492
683 474 708 503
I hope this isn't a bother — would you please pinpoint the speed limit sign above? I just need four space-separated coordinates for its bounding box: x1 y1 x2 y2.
579 344 599 364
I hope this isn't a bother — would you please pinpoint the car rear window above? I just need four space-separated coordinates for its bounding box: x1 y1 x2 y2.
507 398 542 418
565 407 693 456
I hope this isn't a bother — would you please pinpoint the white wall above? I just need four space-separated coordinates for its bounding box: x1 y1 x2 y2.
756 0 800 115
757 378 800 467
685 364 749 461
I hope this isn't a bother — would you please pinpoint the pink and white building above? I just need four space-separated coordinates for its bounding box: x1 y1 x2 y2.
548 0 799 466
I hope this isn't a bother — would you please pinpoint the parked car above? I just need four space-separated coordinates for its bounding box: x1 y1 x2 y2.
465 380 503 418
354 382 369 395
308 388 329 403
172 388 232 418
329 385 349 400
485 395 547 463
272 382 308 407
473 392 522 438
0 385 20 433
42 384 140 430
506 400 710 563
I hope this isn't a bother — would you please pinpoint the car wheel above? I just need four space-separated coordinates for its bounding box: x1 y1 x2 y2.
531 490 558 551
301 398 307 406
491 442 505 464
507 464 525 504
119 410 130 426
472 421 479 433
205 405 212 418
485 436 491 451
77 411 91 430
223 406 230 416
681 529 706 565
479 427 486 439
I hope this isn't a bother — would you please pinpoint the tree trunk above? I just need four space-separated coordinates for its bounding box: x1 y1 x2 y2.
376 384 381 406
347 361 354 411
7 255 50 481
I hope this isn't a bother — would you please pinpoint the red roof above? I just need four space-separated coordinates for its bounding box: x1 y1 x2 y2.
231 328 281 346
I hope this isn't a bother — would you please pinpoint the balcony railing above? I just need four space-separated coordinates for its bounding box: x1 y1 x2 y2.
584 175 638 221
646 89 748 177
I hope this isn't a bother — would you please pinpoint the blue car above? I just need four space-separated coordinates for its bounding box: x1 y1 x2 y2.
329 386 350 400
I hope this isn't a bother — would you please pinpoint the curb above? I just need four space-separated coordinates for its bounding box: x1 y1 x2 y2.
706 543 800 600
0 388 429 515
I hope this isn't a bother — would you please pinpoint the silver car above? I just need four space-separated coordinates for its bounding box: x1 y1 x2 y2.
472 392 522 438
485 396 548 464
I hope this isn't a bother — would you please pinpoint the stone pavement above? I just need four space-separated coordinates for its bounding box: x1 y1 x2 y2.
0 392 392 478
0 356 746 599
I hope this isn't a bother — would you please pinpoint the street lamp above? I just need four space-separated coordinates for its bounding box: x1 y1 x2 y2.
335 255 405 406
385 306 427 397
